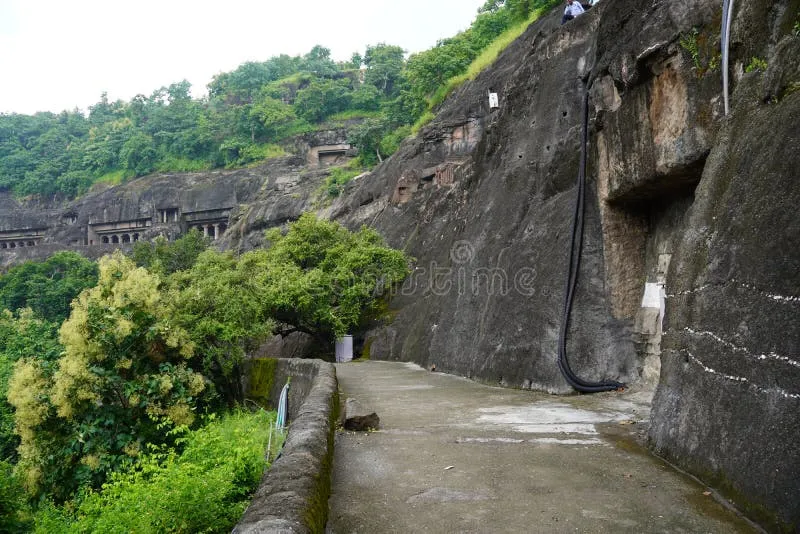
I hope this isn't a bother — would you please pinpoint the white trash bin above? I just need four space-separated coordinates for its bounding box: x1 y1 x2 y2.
335 335 353 363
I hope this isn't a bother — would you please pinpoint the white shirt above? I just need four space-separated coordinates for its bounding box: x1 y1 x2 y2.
564 2 585 16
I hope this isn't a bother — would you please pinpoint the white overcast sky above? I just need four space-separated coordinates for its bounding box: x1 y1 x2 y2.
0 0 486 115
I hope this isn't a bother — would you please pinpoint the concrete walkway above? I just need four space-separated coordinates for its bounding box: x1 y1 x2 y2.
328 361 756 534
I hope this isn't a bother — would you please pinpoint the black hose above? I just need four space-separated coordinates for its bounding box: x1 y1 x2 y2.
556 89 625 393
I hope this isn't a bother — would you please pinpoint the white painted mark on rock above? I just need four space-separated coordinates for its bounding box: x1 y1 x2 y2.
683 327 799 368
682 350 800 400
667 280 800 304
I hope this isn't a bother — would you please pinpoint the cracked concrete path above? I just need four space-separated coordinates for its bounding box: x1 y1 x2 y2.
327 361 757 534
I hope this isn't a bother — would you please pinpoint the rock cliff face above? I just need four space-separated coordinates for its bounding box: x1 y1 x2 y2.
328 0 799 528
0 130 349 267
0 0 797 528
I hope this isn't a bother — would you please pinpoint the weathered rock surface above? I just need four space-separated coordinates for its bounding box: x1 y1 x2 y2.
0 132 348 267
329 0 799 528
649 77 800 531
335 4 640 394
236 359 338 534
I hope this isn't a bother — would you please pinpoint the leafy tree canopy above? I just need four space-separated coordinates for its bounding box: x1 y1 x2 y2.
363 43 406 97
130 229 209 276
0 251 98 323
0 310 62 463
8 252 205 500
258 213 410 342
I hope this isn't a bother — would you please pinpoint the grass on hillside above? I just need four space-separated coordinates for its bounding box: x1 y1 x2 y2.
327 110 382 123
154 156 213 173
412 5 555 134
32 410 283 534
95 169 135 186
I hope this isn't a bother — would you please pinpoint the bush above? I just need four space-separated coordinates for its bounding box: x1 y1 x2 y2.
153 156 212 173
745 57 768 73
325 166 363 197
0 460 31 532
8 252 206 500
220 139 286 168
238 143 286 165
36 410 280 534
0 251 98 323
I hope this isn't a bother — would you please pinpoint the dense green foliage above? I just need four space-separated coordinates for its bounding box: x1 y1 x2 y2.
0 459 30 532
130 229 209 276
0 311 62 463
0 251 98 323
1 215 408 527
166 250 277 408
0 0 558 199
32 410 280 534
9 253 206 501
258 213 410 341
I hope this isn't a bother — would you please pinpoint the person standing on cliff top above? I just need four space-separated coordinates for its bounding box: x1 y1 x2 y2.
562 0 585 24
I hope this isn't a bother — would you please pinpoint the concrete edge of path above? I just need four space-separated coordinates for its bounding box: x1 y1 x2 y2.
234 359 339 534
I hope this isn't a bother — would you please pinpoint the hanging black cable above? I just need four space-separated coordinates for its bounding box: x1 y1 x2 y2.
556 89 625 393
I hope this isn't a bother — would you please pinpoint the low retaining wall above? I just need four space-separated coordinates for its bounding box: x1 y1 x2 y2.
234 358 339 534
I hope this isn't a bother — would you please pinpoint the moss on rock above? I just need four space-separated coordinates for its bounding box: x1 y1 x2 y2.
246 358 277 407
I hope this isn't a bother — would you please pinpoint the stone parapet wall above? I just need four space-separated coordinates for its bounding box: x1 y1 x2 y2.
234 359 338 534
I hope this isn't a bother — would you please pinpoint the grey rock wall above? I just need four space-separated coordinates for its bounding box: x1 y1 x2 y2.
335 3 639 393
650 75 800 531
329 0 799 527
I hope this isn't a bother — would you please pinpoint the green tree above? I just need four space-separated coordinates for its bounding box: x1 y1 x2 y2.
8 252 205 500
0 459 30 532
302 45 338 77
167 251 275 407
250 95 297 140
120 132 157 176
54 170 93 198
130 230 208 276
81 118 134 173
347 52 363 70
294 78 353 123
0 251 98 323
363 44 406 97
0 310 62 463
258 213 409 343
351 84 383 112
349 117 392 165
88 92 125 126
404 37 478 99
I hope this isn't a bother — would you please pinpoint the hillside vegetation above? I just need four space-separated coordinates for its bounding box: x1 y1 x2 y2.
0 0 557 200
0 216 408 532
